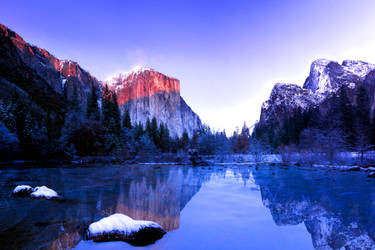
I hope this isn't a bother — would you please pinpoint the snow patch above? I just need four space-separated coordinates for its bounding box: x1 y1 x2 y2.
13 185 33 194
342 60 375 77
30 186 59 199
88 213 162 237
61 78 67 89
12 185 59 199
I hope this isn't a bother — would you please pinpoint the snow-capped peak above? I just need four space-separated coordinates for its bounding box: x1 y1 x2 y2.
105 66 155 88
303 59 375 94
342 60 375 77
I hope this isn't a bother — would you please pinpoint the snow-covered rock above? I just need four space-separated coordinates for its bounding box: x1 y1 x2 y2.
12 185 34 197
259 83 322 124
87 213 166 246
303 59 374 94
30 186 59 199
257 58 375 134
12 185 59 199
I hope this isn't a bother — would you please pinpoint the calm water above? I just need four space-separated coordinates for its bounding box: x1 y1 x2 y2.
0 164 374 250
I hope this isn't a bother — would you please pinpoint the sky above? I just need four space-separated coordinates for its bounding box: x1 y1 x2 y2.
2 0 375 134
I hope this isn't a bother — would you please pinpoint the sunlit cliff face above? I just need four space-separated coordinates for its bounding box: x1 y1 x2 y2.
106 67 180 105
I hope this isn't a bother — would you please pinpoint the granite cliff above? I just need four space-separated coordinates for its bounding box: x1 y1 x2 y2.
254 59 375 149
107 67 202 137
0 24 201 143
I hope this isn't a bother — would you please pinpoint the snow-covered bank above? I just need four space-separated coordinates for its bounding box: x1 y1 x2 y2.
203 154 282 164
87 213 166 246
203 151 375 166
13 185 59 199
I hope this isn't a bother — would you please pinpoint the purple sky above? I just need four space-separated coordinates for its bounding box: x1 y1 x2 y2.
2 0 375 133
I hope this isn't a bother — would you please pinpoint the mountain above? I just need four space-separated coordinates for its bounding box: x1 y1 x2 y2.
0 24 102 111
0 24 203 159
106 67 202 137
254 59 375 150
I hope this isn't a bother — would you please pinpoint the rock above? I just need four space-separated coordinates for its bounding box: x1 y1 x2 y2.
367 172 375 178
188 149 209 166
0 24 202 142
347 167 361 172
256 58 375 152
12 185 59 199
30 186 59 199
107 67 202 137
87 213 166 246
0 24 101 112
12 185 33 197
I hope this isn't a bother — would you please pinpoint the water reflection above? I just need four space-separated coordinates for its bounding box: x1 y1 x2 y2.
252 166 375 249
0 165 211 249
0 164 375 249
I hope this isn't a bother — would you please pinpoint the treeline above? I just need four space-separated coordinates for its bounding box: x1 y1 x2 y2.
0 84 260 161
253 84 375 159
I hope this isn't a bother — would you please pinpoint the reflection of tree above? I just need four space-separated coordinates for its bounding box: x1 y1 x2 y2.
0 165 211 249
253 167 375 249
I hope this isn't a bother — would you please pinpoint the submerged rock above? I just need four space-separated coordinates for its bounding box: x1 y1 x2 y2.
12 185 59 199
87 213 166 246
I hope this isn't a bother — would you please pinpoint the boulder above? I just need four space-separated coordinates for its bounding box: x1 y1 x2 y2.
12 185 33 197
87 213 166 246
12 185 59 199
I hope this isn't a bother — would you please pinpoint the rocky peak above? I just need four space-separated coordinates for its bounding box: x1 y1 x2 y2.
0 24 101 110
0 23 202 137
260 83 322 124
303 59 374 94
106 67 180 105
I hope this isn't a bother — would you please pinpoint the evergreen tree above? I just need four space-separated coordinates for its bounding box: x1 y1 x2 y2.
180 130 189 151
102 85 121 135
110 92 121 134
158 123 170 152
122 108 132 129
150 117 159 146
102 84 112 127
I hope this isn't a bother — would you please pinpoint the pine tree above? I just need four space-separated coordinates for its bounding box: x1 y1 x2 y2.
110 92 121 134
102 85 121 135
102 84 112 127
180 130 189 151
158 123 170 152
122 109 132 129
150 117 159 146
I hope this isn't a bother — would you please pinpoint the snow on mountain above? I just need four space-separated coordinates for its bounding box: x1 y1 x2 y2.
259 83 323 124
303 59 375 94
259 59 375 126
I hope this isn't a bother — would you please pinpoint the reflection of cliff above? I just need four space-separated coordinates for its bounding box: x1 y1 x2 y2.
253 167 375 249
111 167 204 231
0 165 209 250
